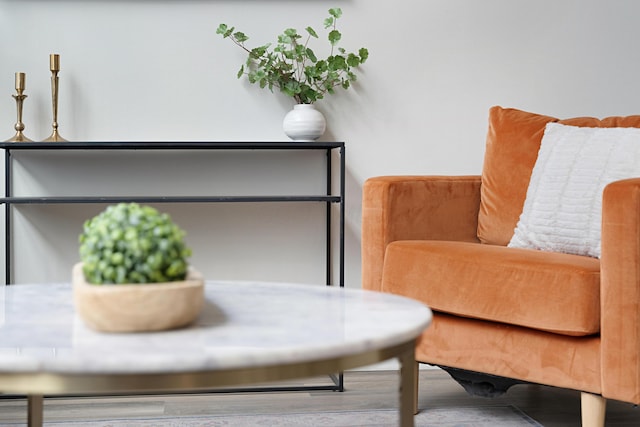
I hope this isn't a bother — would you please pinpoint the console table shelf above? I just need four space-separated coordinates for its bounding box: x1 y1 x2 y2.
0 141 342 150
0 141 345 288
0 196 342 204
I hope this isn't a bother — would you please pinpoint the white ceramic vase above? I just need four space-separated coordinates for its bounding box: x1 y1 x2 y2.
282 104 326 142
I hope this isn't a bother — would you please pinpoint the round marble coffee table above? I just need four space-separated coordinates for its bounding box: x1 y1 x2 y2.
0 280 432 427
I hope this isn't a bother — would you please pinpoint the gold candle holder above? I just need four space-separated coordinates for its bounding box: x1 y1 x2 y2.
6 72 33 142
43 53 67 142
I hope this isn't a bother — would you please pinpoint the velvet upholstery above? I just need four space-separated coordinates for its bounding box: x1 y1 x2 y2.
382 241 600 336
416 313 601 394
600 178 640 403
361 175 481 293
361 107 640 415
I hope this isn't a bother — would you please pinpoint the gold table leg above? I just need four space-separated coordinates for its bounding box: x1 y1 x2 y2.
27 394 43 427
398 341 417 427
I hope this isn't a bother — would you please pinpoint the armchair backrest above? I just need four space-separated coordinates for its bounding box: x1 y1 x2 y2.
477 106 640 246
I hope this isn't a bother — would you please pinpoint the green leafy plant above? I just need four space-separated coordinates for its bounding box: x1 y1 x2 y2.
79 203 192 285
216 8 369 104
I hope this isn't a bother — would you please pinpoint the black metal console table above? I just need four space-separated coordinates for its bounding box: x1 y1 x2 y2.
0 141 345 289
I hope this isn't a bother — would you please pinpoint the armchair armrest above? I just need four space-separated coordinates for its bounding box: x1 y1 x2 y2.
361 175 481 292
601 178 640 402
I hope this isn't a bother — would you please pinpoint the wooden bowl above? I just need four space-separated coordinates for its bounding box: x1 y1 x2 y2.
73 262 205 333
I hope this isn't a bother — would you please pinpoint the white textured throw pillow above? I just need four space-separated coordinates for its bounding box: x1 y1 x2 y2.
508 122 640 258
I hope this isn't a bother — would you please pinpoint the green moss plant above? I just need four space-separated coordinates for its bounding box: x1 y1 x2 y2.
79 203 192 285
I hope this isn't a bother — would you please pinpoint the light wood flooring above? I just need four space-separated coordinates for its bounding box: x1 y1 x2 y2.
1 368 639 426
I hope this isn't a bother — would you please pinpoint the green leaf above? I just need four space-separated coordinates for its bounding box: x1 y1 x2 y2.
359 48 369 62
325 70 339 84
328 30 341 45
315 60 328 73
304 65 321 80
329 8 342 19
284 28 298 37
278 34 293 44
282 80 301 97
254 69 267 80
216 24 228 35
294 44 306 56
216 24 236 39
251 44 269 58
236 65 244 79
306 27 318 38
306 48 317 63
300 85 318 103
347 53 360 67
233 31 249 43
328 55 347 70
324 17 334 29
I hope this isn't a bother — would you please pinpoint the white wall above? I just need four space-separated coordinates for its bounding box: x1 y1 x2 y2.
1 0 640 286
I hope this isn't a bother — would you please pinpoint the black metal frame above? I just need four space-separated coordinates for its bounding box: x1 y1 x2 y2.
0 140 346 392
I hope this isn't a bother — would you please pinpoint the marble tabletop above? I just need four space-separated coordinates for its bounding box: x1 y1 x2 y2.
0 281 432 375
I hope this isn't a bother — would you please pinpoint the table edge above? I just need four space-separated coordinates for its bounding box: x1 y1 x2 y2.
0 340 417 395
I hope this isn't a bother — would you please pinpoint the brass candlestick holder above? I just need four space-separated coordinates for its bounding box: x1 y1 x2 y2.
43 54 67 142
6 72 33 142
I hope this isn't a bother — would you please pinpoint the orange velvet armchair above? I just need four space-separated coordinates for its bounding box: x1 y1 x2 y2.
362 106 640 427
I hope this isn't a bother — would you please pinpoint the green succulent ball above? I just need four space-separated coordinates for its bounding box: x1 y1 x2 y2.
79 203 192 285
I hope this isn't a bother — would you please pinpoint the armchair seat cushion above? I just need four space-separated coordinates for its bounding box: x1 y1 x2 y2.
381 241 601 336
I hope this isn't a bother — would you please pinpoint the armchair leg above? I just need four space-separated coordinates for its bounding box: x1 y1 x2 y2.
413 362 419 414
581 392 606 427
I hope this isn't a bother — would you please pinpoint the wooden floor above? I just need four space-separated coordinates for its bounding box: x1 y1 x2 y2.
1 368 639 426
